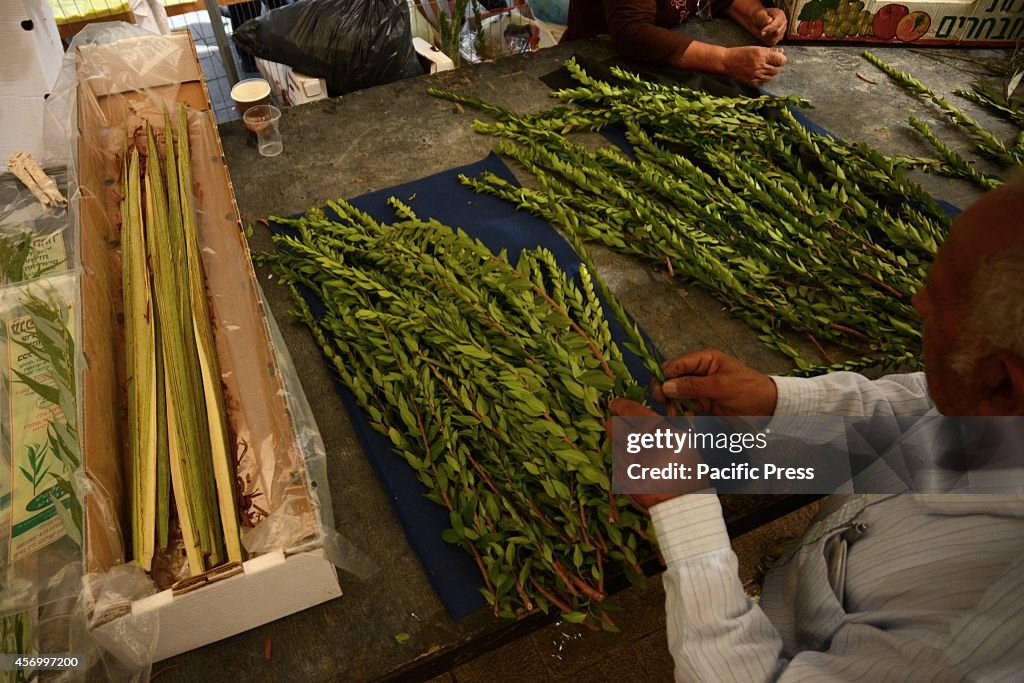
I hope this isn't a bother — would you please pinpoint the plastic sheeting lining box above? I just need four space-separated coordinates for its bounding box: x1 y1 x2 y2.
783 0 1024 45
73 30 342 666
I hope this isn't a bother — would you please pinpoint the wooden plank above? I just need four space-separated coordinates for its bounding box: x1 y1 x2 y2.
164 0 261 18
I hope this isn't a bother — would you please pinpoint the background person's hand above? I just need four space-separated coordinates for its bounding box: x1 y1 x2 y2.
752 8 788 45
653 349 779 416
721 46 787 86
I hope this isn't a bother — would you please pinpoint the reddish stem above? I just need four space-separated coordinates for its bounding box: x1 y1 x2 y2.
831 322 869 341
861 271 904 298
806 332 834 364
515 580 534 611
528 575 573 613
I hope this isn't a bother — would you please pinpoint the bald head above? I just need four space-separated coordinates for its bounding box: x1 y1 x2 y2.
939 173 1024 303
916 176 1024 416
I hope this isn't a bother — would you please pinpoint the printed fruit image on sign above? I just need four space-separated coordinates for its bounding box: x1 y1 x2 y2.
895 11 931 41
796 18 824 37
786 0 1022 44
797 0 875 38
873 3 909 40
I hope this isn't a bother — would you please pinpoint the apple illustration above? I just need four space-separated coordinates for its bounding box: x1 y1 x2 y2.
873 4 909 40
798 20 811 35
896 11 931 41
808 18 824 37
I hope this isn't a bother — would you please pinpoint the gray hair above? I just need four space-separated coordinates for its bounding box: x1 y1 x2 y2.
949 181 1024 375
966 241 1024 350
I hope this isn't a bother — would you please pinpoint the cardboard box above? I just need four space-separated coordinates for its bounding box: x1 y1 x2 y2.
255 57 329 106
254 57 289 105
0 0 63 97
413 36 455 74
74 31 341 664
0 96 47 162
784 0 1024 45
285 68 328 105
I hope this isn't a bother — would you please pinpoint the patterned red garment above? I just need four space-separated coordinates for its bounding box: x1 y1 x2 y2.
563 0 733 64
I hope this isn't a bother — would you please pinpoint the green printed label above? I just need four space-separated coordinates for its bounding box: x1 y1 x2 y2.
6 312 70 563
23 231 68 279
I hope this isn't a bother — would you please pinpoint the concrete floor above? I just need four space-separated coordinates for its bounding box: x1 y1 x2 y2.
432 501 824 682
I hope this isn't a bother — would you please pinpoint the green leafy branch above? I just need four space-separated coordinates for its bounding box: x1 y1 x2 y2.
432 58 945 374
261 199 655 630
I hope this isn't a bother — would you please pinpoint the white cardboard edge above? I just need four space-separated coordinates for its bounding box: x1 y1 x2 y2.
92 549 341 666
412 37 455 74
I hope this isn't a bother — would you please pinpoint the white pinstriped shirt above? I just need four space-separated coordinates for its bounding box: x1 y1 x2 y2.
650 372 1024 682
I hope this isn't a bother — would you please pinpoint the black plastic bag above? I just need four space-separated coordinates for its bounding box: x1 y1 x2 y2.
234 0 424 97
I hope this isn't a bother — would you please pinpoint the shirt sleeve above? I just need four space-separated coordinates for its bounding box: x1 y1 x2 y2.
771 371 933 418
603 0 693 64
651 494 786 682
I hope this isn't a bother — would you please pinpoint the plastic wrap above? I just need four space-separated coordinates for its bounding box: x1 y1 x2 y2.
0 165 72 283
458 1 555 63
72 564 157 681
0 274 81 582
0 273 85 681
253 281 375 578
0 587 35 683
0 46 85 672
18 22 359 679
233 0 425 97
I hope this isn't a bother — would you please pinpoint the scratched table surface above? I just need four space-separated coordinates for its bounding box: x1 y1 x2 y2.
152 21 1006 682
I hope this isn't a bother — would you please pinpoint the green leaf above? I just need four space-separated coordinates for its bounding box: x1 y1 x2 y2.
578 370 615 391
553 449 587 467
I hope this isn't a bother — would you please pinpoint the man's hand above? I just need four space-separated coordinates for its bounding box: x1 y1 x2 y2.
609 397 693 510
721 46 787 86
653 349 779 416
752 8 788 45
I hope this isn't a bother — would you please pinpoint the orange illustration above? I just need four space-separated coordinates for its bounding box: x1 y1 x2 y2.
895 11 931 41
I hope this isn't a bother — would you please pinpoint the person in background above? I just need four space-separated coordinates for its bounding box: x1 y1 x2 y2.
611 176 1024 681
562 0 788 85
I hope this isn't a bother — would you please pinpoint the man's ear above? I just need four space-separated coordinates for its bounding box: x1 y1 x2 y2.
976 351 1024 416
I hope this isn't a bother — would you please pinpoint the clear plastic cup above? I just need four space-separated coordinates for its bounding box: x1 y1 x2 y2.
243 105 283 157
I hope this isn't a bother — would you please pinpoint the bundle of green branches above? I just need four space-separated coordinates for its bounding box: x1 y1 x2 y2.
863 51 1023 191
429 59 950 375
119 105 241 575
261 198 657 628
434 0 486 68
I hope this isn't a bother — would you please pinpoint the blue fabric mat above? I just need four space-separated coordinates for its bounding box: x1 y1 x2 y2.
270 152 655 620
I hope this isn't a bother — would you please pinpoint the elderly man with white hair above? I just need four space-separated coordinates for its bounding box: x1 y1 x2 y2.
611 177 1024 681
